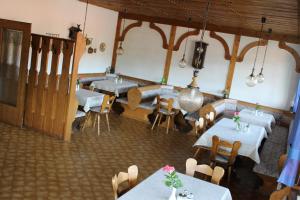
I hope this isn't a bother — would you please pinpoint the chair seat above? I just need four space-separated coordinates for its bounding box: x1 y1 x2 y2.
90 106 109 113
159 108 175 115
75 110 86 118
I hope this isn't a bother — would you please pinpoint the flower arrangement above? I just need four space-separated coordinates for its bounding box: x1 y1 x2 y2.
163 165 183 189
233 112 240 123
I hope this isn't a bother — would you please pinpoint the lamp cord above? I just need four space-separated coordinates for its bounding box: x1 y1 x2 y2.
252 19 265 74
83 0 89 35
196 0 212 67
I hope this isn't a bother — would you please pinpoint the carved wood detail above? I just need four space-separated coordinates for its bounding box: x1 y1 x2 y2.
236 39 268 62
119 20 143 41
279 41 300 73
149 22 169 49
210 31 231 60
173 29 200 51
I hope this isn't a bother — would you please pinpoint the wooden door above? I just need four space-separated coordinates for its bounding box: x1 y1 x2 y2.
0 19 31 126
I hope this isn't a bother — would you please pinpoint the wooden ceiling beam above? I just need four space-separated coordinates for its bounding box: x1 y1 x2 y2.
120 12 300 44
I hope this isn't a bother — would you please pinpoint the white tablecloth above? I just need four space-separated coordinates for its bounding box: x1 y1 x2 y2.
194 118 267 163
90 79 138 97
76 89 105 112
119 169 232 200
239 109 275 133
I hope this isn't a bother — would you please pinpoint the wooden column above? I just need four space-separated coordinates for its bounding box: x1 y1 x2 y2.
64 33 86 141
163 25 177 82
225 35 241 93
111 14 122 70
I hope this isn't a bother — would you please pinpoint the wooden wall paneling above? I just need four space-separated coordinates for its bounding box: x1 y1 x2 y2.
279 41 300 72
163 25 177 82
173 29 200 51
53 40 75 136
64 33 86 141
209 31 231 60
236 39 268 62
149 22 169 49
119 20 142 41
24 35 41 127
225 35 241 94
31 37 51 130
43 39 62 135
111 14 122 70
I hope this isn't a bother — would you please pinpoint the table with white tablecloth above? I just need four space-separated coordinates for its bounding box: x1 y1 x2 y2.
194 118 267 163
239 109 275 134
76 89 105 112
90 79 138 97
119 169 232 200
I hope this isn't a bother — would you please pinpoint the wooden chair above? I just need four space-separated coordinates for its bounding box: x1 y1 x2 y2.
186 158 225 185
90 95 116 135
151 95 175 134
195 115 207 136
112 165 139 200
269 186 300 200
199 104 216 128
210 135 241 184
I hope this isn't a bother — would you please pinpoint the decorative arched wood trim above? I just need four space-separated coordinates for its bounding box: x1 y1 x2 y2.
279 41 300 72
119 20 143 41
149 22 169 49
236 39 267 62
173 29 200 51
209 31 231 60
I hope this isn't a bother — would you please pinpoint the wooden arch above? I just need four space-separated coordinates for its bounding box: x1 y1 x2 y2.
119 20 143 41
279 41 300 73
209 31 231 60
173 29 200 51
236 39 268 62
149 22 169 49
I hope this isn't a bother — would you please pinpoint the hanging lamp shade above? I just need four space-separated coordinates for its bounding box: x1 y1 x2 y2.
179 54 187 68
178 70 204 113
116 42 124 55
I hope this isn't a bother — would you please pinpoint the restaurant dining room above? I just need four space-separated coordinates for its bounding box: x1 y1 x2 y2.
0 0 300 199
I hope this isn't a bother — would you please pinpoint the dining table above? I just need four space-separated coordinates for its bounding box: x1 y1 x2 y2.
118 168 232 200
194 118 268 163
76 88 105 112
239 109 276 134
90 79 138 97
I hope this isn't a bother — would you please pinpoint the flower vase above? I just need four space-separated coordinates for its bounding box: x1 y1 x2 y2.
255 110 259 116
169 187 177 200
235 122 241 131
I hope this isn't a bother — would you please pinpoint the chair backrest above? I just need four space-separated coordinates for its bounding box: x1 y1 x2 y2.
101 95 116 113
210 135 241 165
111 165 139 200
195 117 206 129
185 158 225 185
200 104 216 124
269 186 300 200
156 95 174 113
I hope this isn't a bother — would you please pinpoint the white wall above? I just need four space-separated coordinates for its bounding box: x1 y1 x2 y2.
115 21 169 82
169 28 234 96
114 22 300 110
0 0 118 74
230 37 300 110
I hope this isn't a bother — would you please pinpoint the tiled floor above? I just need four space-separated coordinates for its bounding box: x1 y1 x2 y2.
0 114 276 200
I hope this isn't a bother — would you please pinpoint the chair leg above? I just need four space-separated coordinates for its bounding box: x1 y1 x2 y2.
171 115 175 131
227 166 232 185
93 113 97 128
106 113 110 132
81 112 89 132
97 114 101 136
195 125 198 136
151 114 159 130
193 147 201 158
157 114 163 131
166 115 171 134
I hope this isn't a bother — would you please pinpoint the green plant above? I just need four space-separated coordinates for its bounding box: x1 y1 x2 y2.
163 165 183 189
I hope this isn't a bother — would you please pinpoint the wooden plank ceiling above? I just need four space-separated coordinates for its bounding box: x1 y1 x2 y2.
81 0 300 43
